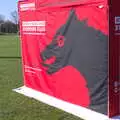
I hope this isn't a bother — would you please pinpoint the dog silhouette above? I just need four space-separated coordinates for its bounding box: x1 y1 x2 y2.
40 9 108 114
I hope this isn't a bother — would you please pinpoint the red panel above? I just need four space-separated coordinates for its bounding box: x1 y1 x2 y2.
109 0 120 117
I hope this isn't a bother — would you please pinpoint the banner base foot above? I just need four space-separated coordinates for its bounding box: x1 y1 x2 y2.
13 86 120 120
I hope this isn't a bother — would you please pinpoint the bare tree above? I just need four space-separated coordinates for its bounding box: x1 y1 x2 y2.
11 10 18 25
0 14 5 33
0 14 5 23
10 10 19 33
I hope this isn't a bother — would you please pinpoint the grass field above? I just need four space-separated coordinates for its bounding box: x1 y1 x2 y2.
0 35 82 120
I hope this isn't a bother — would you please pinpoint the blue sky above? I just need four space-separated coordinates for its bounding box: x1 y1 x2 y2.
0 0 18 20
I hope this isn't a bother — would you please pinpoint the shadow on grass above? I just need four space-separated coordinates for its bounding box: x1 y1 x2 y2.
0 57 21 59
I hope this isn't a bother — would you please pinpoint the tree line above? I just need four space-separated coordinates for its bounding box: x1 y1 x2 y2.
0 11 18 34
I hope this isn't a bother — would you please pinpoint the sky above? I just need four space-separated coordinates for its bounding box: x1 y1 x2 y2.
0 0 18 20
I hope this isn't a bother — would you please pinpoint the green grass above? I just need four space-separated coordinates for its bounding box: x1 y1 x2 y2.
0 35 20 57
0 35 82 120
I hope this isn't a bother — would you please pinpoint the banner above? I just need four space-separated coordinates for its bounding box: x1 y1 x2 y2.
18 0 120 118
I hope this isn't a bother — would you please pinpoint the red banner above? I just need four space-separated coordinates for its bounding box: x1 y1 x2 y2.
18 0 120 117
